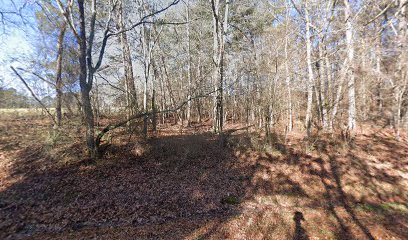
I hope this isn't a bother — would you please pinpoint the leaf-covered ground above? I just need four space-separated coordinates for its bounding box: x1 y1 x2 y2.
0 117 407 239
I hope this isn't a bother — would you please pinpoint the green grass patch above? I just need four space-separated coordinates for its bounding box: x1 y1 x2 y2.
357 202 408 214
221 195 240 205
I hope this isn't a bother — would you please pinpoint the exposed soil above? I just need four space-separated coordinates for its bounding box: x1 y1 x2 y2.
0 117 407 239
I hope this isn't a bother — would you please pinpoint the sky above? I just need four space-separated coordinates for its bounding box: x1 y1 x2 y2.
0 0 39 94
0 29 33 89
0 0 188 97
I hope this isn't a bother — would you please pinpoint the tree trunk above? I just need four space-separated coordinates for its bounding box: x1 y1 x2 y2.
304 1 314 135
318 42 328 130
55 22 67 127
330 59 347 131
117 0 138 121
211 0 222 133
210 0 229 134
284 7 293 132
325 50 333 129
78 0 96 157
141 23 151 138
152 59 158 132
394 0 407 140
360 38 368 120
345 0 356 130
376 36 383 113
186 0 192 126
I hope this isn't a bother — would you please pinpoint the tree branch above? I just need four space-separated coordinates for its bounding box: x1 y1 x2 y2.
364 1 393 26
56 0 80 41
93 0 179 74
16 67 56 87
10 66 57 125
95 87 218 149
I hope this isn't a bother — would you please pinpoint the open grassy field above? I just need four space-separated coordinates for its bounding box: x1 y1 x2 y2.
0 115 407 239
0 108 67 120
0 108 48 116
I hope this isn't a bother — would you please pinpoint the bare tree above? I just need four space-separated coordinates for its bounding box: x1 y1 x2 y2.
116 0 138 123
210 0 229 134
304 0 315 135
344 0 357 131
55 22 67 126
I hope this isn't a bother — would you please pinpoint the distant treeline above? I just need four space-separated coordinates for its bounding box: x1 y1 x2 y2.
0 87 54 109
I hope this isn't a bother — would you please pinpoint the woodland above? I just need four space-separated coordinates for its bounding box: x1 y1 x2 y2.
0 0 407 239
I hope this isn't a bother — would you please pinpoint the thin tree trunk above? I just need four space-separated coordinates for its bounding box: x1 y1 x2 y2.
117 0 138 122
325 48 332 124
318 42 328 130
210 0 219 133
141 23 150 137
304 1 314 135
152 59 158 132
394 0 407 140
360 38 368 121
161 56 178 123
219 0 229 134
196 55 202 123
158 64 166 124
330 59 347 131
55 22 67 127
376 32 383 113
345 0 356 130
211 0 225 133
284 12 293 132
186 0 192 126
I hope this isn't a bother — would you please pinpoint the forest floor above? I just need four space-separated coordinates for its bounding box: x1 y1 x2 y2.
0 115 408 239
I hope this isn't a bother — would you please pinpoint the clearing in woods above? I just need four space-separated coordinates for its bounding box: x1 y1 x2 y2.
0 115 407 239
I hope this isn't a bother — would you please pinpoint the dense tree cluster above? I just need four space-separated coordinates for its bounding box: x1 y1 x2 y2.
2 0 407 157
0 87 32 108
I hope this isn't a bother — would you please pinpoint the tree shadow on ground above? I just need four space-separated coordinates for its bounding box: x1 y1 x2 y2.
1 128 407 239
0 131 304 239
238 130 408 239
303 134 408 240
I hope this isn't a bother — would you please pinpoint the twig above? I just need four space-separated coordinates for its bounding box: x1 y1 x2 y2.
95 88 218 149
364 1 393 26
10 66 57 125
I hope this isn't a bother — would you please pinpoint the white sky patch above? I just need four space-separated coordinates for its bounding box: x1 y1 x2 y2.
0 0 46 95
0 29 36 95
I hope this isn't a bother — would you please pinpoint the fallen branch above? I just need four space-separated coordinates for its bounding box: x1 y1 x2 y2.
95 75 243 156
10 66 57 125
95 89 218 151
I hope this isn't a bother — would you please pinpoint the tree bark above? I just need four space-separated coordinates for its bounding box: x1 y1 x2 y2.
284 4 293 132
210 0 229 134
330 59 347 131
304 0 314 136
55 22 67 127
393 0 407 140
318 42 328 130
78 0 96 157
117 0 138 121
345 0 356 130
186 0 192 126
141 22 151 138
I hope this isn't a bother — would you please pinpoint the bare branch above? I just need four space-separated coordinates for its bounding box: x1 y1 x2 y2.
92 0 180 75
364 1 393 26
10 66 57 125
16 67 56 87
95 87 218 149
56 0 80 41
